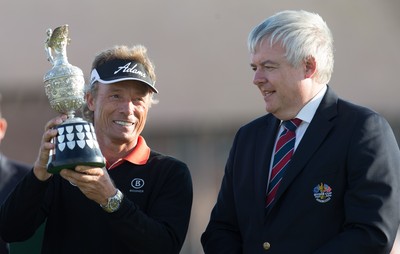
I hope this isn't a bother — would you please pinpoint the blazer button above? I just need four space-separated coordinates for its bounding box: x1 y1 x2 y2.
263 242 271 250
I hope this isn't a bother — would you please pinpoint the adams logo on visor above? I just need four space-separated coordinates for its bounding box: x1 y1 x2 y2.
90 59 158 93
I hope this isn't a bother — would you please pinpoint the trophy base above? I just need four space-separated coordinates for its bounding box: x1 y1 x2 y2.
47 158 106 174
47 118 105 174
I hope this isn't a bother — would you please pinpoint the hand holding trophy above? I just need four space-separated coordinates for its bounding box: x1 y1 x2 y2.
43 25 105 173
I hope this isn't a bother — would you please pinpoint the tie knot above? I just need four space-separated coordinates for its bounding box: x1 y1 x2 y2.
283 118 302 132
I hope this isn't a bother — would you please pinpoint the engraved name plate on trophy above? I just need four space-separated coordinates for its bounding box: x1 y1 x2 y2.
43 24 105 173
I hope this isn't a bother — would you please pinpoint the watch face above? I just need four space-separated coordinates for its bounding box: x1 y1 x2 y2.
101 189 123 213
110 190 123 212
109 198 120 210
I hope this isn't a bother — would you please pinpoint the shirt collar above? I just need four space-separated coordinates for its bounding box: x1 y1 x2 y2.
106 136 151 170
296 85 327 124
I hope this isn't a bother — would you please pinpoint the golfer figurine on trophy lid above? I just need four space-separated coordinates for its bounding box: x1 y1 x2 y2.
43 24 105 174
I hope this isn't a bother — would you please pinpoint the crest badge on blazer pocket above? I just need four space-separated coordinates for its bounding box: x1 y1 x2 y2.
313 182 332 203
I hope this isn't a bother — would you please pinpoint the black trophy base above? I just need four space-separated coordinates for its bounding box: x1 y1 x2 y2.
46 118 106 174
47 156 106 174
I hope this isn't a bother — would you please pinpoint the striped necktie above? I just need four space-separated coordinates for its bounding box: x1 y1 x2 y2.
266 118 302 210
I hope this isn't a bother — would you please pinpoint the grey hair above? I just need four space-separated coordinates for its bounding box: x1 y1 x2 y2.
248 10 334 84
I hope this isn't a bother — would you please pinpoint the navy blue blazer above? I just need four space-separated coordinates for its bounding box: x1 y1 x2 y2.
202 87 400 253
0 153 30 254
0 154 30 204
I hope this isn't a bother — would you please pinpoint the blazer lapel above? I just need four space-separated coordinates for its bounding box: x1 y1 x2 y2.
268 87 339 214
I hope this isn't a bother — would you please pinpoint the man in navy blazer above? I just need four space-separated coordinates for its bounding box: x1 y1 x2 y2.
0 154 30 254
0 95 30 254
201 10 400 253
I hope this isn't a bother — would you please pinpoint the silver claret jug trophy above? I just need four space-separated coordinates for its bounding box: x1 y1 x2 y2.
43 24 105 173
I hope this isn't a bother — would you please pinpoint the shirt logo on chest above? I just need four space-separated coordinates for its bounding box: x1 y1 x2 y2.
130 178 145 193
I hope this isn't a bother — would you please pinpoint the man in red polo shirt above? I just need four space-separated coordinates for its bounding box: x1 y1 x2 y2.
0 45 193 254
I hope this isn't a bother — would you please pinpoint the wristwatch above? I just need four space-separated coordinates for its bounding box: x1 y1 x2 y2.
100 189 124 213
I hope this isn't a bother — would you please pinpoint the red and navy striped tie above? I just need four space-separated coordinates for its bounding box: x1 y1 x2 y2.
266 118 302 210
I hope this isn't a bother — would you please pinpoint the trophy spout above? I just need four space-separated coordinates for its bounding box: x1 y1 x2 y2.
45 25 70 66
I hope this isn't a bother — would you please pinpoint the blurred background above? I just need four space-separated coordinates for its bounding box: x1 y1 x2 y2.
1 0 399 253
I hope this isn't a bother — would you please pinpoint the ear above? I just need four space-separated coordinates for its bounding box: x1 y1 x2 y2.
0 118 8 142
86 92 95 111
304 56 317 79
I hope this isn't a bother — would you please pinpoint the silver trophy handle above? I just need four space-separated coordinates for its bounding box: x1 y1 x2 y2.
45 28 54 64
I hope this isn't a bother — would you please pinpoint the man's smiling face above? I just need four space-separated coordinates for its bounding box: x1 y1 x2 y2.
250 38 312 120
87 80 151 148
